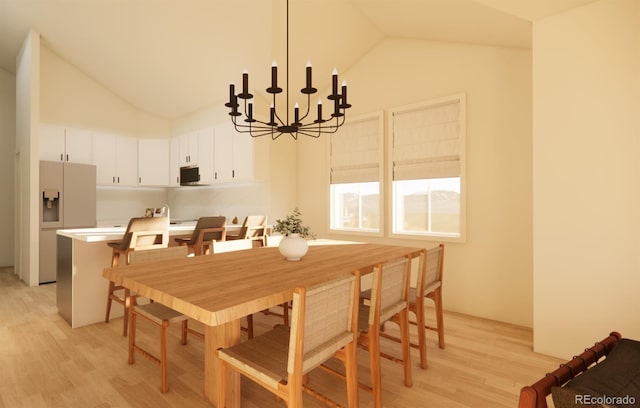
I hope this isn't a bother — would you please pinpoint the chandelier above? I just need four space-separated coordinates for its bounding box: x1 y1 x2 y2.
225 0 351 140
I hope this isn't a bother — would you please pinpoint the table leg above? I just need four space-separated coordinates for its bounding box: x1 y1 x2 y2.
204 320 241 407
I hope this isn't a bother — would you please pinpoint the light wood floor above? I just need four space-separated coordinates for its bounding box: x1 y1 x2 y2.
0 267 561 407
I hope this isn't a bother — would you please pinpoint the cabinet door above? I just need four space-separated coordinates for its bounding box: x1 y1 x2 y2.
214 123 234 182
197 127 215 184
232 131 254 181
92 132 117 185
178 131 199 166
138 138 169 186
169 137 180 186
116 135 138 186
64 128 93 164
40 124 66 162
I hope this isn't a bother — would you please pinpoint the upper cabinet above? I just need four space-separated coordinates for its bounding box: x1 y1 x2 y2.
197 127 215 184
40 124 93 164
138 138 169 186
92 132 138 186
169 137 180 187
214 123 254 183
173 127 215 185
178 131 199 166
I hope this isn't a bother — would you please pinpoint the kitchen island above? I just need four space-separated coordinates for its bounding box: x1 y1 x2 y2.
56 224 197 328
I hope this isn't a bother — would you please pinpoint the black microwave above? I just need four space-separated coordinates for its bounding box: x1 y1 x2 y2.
180 166 201 186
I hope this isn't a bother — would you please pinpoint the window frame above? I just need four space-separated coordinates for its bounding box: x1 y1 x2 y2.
387 93 467 243
328 111 385 238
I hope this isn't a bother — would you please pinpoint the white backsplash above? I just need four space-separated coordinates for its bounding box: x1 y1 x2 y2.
96 182 270 227
167 182 271 224
96 187 168 227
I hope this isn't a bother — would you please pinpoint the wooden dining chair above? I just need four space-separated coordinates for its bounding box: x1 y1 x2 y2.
126 246 204 393
352 256 413 408
226 215 267 246
174 216 226 256
216 273 361 408
369 244 445 370
105 216 169 336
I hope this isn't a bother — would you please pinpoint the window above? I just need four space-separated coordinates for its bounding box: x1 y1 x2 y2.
330 112 383 234
390 94 465 240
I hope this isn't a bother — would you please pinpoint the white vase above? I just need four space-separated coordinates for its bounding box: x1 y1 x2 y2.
278 233 309 261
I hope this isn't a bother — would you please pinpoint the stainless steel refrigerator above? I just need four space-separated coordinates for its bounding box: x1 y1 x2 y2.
39 161 96 284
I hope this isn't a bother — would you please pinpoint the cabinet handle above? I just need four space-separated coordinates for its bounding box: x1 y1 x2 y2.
112 176 115 183
60 153 64 161
117 176 120 183
66 154 69 162
232 170 235 178
215 172 217 180
139 177 141 183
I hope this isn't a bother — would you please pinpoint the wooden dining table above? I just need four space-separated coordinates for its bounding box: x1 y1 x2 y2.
102 240 426 407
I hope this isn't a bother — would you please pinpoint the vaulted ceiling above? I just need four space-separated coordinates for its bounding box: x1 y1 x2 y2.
0 0 598 119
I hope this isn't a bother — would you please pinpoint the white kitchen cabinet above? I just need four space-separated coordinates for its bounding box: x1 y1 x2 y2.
197 127 215 184
138 138 169 186
169 137 180 186
173 128 215 184
40 124 93 164
232 130 254 180
92 132 138 186
213 122 254 182
214 123 234 182
178 131 199 166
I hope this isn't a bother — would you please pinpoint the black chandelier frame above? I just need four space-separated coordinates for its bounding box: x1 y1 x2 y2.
225 0 351 140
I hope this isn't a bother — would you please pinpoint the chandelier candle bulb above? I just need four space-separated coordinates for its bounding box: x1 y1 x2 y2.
341 81 351 108
271 61 277 89
242 69 249 96
248 102 253 121
294 103 300 124
332 68 338 96
306 61 312 89
317 99 323 121
227 83 235 106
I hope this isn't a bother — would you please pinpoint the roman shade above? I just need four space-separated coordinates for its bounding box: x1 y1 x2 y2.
330 112 382 184
392 95 463 181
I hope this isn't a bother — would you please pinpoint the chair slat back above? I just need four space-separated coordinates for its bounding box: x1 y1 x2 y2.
369 256 411 325
212 239 254 253
415 244 445 295
288 273 359 375
122 216 169 250
128 246 188 264
189 216 227 243
238 215 267 239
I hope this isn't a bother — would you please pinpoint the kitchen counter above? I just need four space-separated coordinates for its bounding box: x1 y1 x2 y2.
57 223 197 243
56 223 195 328
55 222 245 328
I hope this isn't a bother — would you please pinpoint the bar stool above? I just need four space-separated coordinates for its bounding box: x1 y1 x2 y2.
226 215 267 246
105 216 169 336
173 216 226 256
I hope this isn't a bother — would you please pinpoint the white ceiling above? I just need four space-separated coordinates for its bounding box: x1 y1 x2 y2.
0 0 598 119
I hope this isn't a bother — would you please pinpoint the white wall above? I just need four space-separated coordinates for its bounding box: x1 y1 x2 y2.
0 68 16 267
40 45 170 137
533 0 640 358
15 30 40 286
298 38 534 328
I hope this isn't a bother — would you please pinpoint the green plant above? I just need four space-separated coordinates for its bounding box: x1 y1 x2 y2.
273 207 315 239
